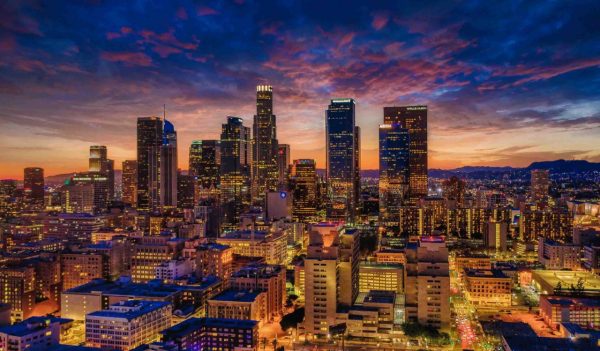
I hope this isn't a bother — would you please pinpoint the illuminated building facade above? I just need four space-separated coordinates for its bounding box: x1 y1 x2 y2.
160 317 258 351
379 123 409 228
0 266 35 322
207 290 267 325
176 173 195 209
405 236 450 329
85 300 172 351
359 262 404 293
277 144 290 189
220 116 251 230
485 220 508 251
195 243 233 281
160 119 178 207
252 85 279 203
216 230 287 265
89 145 115 200
531 169 550 202
537 237 581 270
442 176 466 208
71 172 110 213
540 295 600 330
188 140 220 193
519 205 573 242
383 106 428 204
23 167 44 208
290 159 317 221
131 236 183 283
0 316 62 351
136 117 163 211
60 182 94 214
60 252 109 291
326 99 360 222
464 269 512 307
121 160 137 206
230 264 286 321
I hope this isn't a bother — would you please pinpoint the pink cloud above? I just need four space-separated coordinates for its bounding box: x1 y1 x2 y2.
372 13 389 30
100 51 153 67
197 6 219 16
176 7 188 20
152 44 182 58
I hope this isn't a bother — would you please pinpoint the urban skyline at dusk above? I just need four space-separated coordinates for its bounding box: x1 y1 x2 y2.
1 1 600 178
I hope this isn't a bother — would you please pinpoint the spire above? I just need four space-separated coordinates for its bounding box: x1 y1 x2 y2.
163 104 166 122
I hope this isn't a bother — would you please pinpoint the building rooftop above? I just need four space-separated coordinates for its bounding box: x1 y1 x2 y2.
210 289 262 303
161 317 257 338
232 263 283 278
197 243 230 251
465 269 509 279
86 300 170 321
542 295 600 308
0 316 70 337
65 277 220 297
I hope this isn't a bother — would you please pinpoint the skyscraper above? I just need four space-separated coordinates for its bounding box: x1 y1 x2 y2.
220 116 251 230
23 167 44 208
530 169 549 202
379 123 409 228
189 140 221 191
252 85 279 204
290 159 317 221
160 119 178 207
383 106 428 204
89 145 115 200
136 117 163 211
277 144 290 189
326 99 360 222
121 160 137 206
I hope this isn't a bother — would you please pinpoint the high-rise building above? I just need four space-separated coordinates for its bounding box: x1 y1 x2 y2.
160 119 178 207
405 236 450 329
136 117 163 211
23 167 44 207
177 173 195 209
383 106 428 204
252 85 279 203
71 172 110 213
230 264 286 321
220 116 251 230
485 220 508 251
277 144 290 189
531 169 550 202
189 140 220 191
89 145 115 200
60 182 94 214
338 228 360 307
442 176 466 208
326 99 360 222
290 159 317 221
121 160 137 206
379 123 409 228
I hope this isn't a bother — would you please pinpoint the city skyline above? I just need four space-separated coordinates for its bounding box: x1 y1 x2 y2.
1 1 600 178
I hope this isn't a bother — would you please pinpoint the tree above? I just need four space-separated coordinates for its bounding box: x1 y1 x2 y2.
280 308 305 331
555 281 563 295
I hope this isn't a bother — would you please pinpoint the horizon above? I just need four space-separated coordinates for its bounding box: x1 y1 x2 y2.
1 1 600 178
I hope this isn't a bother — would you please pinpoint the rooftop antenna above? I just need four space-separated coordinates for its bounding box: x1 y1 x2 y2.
163 104 166 122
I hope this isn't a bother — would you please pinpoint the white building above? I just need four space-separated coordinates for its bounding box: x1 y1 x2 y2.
0 316 61 351
85 300 172 351
155 259 194 281
537 237 580 270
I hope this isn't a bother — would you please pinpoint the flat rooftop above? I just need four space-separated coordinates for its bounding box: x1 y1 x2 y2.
161 317 257 337
542 295 600 308
87 300 170 321
465 269 509 279
210 289 262 303
532 270 600 292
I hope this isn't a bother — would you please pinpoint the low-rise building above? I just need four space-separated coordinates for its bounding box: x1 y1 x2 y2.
464 269 512 307
539 295 600 330
207 290 266 326
0 316 63 351
160 317 258 351
216 230 287 265
230 264 286 321
537 238 581 270
85 300 172 351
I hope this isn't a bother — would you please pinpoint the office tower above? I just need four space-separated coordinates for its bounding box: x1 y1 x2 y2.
252 85 279 203
405 236 450 329
338 228 360 306
383 106 428 204
71 172 110 213
277 144 290 189
137 117 163 211
177 173 195 209
443 176 466 208
89 145 115 200
23 167 44 207
196 243 233 280
519 204 573 242
131 236 182 283
0 266 35 321
121 160 137 206
60 182 94 214
379 123 409 228
208 289 267 325
85 300 172 351
189 140 221 191
326 99 360 222
160 119 178 207
290 159 317 221
303 223 343 336
220 116 251 230
531 169 550 202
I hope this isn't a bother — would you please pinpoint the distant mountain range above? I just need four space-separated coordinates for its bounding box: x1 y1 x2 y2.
44 159 599 183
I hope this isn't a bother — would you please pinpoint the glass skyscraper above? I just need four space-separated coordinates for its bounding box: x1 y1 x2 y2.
220 116 251 230
160 119 178 207
252 85 279 204
326 98 360 222
383 106 428 204
379 123 410 228
189 140 221 190
136 116 163 211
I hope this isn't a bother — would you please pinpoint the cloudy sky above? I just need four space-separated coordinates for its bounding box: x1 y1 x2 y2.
1 0 599 178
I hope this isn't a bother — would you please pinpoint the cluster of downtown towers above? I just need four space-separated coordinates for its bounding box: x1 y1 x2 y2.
133 85 427 231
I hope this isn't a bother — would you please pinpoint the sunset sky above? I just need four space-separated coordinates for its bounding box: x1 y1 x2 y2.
1 1 599 179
